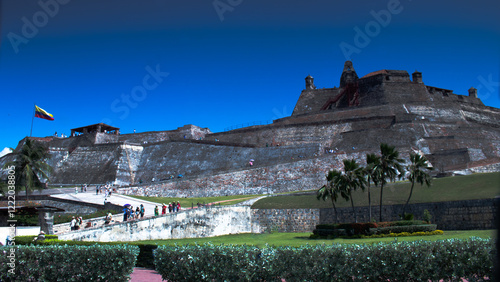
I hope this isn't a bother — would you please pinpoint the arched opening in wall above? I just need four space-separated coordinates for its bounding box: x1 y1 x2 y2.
385 76 390 81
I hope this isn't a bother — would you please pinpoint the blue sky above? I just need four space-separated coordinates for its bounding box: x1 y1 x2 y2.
1 0 499 152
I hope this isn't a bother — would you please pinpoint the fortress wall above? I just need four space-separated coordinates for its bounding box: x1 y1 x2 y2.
50 144 122 184
94 132 119 144
115 144 144 186
292 88 339 116
133 142 321 185
120 131 171 144
120 152 370 198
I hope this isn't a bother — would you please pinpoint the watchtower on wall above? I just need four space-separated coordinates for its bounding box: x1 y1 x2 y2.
305 75 316 90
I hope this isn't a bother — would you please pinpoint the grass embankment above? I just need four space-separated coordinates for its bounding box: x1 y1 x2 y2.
252 172 500 209
135 230 495 247
129 194 261 208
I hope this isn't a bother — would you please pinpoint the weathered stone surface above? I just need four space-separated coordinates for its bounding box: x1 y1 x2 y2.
58 206 253 242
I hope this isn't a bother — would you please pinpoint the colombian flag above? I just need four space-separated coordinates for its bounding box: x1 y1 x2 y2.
34 105 54 121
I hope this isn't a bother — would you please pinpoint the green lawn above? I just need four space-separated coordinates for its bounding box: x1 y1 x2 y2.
252 172 500 209
134 230 495 248
129 194 262 208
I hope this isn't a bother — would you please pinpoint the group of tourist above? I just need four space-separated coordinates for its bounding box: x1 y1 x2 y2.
154 202 181 216
123 204 145 222
70 216 83 231
96 184 114 197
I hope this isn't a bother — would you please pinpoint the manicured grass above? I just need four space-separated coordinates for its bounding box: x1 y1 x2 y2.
135 229 495 248
129 194 262 208
252 172 500 209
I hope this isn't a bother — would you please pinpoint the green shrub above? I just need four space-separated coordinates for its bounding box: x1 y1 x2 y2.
14 235 58 245
0 244 139 281
403 213 414 220
377 220 426 227
153 238 494 281
372 224 437 235
20 238 157 269
154 244 267 281
423 209 432 223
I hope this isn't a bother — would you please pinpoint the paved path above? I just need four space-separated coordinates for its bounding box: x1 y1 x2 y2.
130 267 164 281
51 190 161 217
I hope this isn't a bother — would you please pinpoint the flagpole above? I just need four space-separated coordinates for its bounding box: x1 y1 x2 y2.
30 103 35 137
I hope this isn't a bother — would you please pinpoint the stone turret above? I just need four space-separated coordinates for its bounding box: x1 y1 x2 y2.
339 61 358 88
305 75 316 90
412 71 423 83
468 87 478 98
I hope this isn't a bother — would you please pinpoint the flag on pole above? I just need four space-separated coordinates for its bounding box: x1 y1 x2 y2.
34 105 54 120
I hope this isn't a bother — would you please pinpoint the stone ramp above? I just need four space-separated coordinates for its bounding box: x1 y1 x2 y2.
52 192 160 216
51 191 165 234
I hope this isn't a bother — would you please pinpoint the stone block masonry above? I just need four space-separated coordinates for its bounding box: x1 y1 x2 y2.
251 209 320 233
58 205 254 242
119 151 370 198
318 199 498 231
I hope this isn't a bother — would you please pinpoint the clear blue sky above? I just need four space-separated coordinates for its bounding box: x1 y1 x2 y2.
1 0 499 152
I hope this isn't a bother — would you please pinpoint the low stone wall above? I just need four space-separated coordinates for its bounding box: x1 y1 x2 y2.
58 205 253 242
318 199 498 230
251 209 319 233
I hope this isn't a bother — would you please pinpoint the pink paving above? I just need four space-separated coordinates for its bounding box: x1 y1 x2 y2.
129 268 164 282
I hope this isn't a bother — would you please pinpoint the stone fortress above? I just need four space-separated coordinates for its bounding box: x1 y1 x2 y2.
2 61 500 198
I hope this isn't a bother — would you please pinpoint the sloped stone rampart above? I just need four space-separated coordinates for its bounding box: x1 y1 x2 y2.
119 152 370 198
58 205 253 242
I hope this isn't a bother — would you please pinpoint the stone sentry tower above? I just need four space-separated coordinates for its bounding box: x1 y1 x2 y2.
305 75 316 90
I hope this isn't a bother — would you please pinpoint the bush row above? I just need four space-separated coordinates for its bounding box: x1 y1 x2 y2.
316 220 427 230
154 238 494 281
12 235 59 245
313 221 435 237
15 238 156 269
0 244 139 281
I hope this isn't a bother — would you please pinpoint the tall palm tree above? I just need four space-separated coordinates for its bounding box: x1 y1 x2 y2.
365 153 380 222
341 159 366 223
375 143 404 222
317 170 342 223
402 152 433 217
3 138 52 200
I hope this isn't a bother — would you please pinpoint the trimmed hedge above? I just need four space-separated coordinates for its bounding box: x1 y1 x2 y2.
0 244 139 281
313 221 436 237
154 238 494 281
15 238 156 269
372 224 437 234
13 235 59 245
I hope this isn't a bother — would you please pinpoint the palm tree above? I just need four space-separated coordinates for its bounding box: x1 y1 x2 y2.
402 152 433 217
317 170 342 223
3 138 52 200
340 159 366 223
375 143 404 222
365 153 380 222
